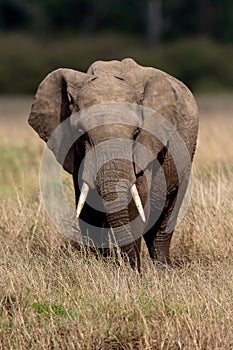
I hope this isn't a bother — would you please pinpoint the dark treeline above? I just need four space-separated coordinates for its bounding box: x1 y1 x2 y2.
0 0 232 93
0 0 232 45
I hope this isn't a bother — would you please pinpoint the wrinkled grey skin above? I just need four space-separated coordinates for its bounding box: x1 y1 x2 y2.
28 58 198 271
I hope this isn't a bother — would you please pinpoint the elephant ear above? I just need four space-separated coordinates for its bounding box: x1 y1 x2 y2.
134 73 178 173
28 68 90 174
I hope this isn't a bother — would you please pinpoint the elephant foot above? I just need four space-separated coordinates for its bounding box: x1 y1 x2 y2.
144 229 173 269
155 257 173 270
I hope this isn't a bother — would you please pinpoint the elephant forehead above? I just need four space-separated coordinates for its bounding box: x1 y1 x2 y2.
87 124 135 141
76 76 139 109
70 103 142 130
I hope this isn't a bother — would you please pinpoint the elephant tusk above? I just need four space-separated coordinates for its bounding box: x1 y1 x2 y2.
76 182 89 218
130 184 146 223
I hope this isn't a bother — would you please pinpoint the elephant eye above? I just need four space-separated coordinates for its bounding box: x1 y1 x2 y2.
78 128 85 135
68 93 74 105
133 128 140 139
114 75 124 81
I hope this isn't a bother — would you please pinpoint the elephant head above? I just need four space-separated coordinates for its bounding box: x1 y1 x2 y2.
28 58 198 269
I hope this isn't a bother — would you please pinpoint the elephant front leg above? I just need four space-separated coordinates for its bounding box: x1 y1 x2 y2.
144 228 173 267
144 184 181 267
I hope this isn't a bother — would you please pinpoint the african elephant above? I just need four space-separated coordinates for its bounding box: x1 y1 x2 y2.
28 58 198 271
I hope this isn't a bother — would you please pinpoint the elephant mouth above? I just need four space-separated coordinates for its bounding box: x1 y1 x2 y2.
76 182 146 223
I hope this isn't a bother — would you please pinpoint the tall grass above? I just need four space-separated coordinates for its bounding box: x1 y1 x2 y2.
0 96 233 349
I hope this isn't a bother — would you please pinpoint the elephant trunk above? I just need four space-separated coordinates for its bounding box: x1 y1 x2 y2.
96 157 133 243
95 159 143 270
77 137 145 257
76 139 144 269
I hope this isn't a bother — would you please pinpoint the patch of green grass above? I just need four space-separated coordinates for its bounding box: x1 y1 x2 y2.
32 302 75 318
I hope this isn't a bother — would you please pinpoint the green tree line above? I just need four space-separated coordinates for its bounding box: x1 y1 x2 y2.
0 0 232 93
0 0 232 44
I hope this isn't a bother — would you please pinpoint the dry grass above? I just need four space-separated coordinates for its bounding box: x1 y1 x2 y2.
0 95 233 349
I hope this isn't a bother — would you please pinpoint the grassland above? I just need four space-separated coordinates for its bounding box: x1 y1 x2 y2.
0 95 233 349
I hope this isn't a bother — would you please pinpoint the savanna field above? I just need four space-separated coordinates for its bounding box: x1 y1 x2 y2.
0 95 232 349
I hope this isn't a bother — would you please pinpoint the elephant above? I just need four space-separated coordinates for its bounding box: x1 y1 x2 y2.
28 58 198 271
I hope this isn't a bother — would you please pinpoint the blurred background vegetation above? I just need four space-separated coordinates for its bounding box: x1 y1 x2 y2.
0 0 232 94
